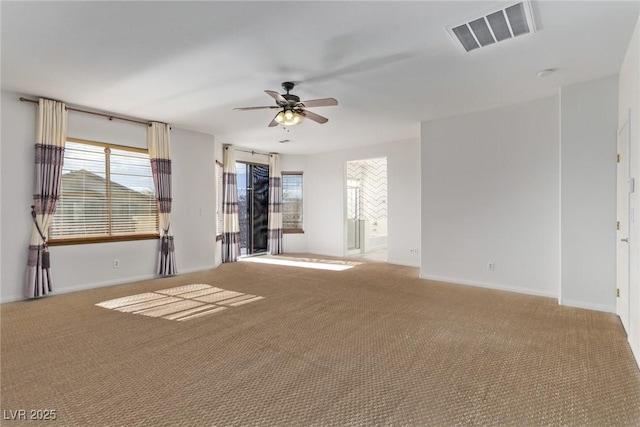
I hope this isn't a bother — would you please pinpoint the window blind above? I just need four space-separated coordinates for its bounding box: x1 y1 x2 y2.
50 140 158 242
282 172 303 231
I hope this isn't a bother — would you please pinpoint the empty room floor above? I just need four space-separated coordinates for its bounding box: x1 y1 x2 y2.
1 255 639 426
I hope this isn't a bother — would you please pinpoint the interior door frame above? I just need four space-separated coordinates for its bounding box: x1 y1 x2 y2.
617 111 631 333
343 157 389 260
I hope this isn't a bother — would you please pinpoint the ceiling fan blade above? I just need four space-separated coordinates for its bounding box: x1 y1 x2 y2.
268 113 280 127
265 90 287 104
299 98 338 108
234 106 279 111
299 109 329 124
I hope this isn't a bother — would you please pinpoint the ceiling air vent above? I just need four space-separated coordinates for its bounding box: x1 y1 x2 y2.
447 1 536 52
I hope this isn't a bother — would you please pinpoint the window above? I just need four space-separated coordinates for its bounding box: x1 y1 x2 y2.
282 172 303 233
215 160 223 240
49 138 159 244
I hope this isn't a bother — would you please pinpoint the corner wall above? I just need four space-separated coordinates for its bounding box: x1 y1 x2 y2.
0 91 217 302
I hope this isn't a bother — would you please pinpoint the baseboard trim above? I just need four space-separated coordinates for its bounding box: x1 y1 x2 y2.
630 341 640 371
559 298 616 313
419 273 558 299
1 265 218 304
1 294 26 304
386 259 420 268
55 274 158 298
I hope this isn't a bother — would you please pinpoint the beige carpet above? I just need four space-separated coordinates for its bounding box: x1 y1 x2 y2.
1 255 639 426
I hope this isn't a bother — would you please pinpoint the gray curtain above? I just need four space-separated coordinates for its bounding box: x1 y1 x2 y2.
267 154 283 254
25 99 67 298
148 122 177 275
222 145 240 262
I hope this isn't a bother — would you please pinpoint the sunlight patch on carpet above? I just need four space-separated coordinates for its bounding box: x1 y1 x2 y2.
96 284 263 321
239 256 362 271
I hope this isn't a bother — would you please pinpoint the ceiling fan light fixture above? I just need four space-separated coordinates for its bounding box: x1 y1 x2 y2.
275 109 303 126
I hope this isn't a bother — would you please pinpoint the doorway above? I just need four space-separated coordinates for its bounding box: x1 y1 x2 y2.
617 114 631 332
345 157 388 262
236 162 269 257
346 179 362 253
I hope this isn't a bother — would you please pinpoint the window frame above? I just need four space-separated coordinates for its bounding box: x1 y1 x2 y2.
48 137 160 246
281 171 304 234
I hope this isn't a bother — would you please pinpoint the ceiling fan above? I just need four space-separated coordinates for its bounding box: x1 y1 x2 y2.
234 82 338 127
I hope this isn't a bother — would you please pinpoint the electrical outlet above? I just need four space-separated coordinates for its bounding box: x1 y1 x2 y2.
113 259 120 268
487 262 495 271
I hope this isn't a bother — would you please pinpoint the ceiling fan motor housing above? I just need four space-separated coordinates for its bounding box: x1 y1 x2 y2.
281 82 300 106
282 94 300 104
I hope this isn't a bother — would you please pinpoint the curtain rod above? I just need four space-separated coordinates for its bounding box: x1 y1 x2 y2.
233 148 274 156
19 97 153 127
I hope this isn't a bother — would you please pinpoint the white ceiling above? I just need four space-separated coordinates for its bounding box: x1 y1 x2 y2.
2 1 638 154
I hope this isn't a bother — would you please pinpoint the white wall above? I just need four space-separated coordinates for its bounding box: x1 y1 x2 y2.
560 75 618 312
0 91 217 302
1 93 38 302
171 127 217 273
305 138 421 267
619 15 640 366
421 96 560 297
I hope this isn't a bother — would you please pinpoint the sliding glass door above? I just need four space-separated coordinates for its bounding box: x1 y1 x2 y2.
236 162 269 256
